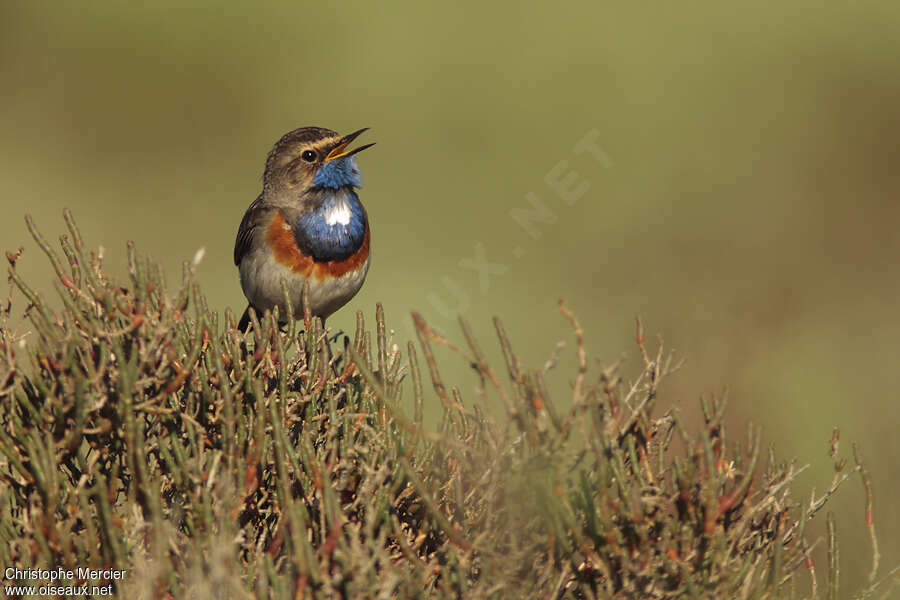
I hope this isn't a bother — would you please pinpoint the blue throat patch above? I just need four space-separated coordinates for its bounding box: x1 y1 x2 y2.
311 156 363 190
293 190 367 262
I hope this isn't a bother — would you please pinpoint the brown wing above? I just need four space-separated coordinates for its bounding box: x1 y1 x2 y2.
234 195 267 265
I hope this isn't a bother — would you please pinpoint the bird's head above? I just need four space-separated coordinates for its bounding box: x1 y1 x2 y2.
262 127 374 199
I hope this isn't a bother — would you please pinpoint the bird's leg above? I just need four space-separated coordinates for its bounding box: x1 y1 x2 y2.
236 305 254 358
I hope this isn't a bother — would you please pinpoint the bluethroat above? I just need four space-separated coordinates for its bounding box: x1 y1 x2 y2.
234 127 375 331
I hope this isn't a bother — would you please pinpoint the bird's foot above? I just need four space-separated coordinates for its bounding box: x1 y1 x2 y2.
326 330 352 376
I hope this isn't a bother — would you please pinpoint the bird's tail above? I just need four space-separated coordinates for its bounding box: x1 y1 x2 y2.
237 305 252 333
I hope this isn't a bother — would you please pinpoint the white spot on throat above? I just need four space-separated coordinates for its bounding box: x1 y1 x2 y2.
324 198 353 226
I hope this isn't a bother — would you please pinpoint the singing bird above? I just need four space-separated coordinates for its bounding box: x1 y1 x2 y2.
234 127 375 331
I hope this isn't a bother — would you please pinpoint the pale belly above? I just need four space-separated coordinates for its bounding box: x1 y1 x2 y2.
239 249 370 322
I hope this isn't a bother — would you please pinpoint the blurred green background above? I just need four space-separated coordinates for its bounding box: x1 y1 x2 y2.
2 1 897 591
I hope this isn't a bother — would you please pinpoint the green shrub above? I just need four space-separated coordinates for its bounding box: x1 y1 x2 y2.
0 212 891 599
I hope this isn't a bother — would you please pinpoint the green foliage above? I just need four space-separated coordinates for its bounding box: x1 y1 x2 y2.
0 212 892 599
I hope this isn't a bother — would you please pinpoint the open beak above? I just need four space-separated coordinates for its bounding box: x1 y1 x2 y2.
325 128 375 162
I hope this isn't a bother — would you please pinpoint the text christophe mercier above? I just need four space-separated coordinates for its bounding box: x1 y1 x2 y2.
5 567 126 581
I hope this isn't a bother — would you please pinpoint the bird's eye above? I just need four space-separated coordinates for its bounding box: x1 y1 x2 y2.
301 150 317 163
